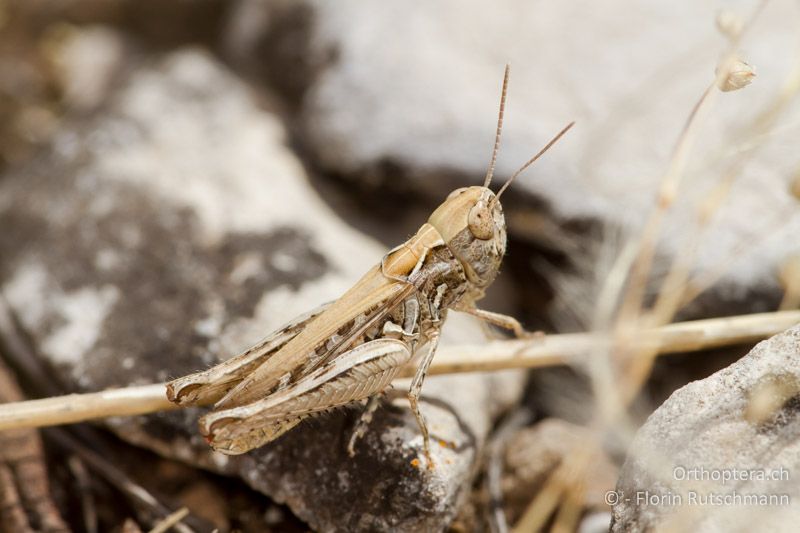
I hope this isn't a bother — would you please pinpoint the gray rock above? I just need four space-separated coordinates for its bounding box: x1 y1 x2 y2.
0 46 524 531
245 0 800 317
612 325 800 532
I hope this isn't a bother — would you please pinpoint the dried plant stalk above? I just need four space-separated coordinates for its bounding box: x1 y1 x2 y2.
0 310 796 432
148 507 189 533
424 309 800 376
0 384 178 431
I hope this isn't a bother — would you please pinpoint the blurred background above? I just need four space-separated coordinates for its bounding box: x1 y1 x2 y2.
0 0 799 531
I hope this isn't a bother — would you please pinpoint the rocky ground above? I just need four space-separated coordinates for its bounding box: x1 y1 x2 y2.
0 1 799 532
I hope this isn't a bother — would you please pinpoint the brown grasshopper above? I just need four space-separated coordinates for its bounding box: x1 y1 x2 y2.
166 66 573 466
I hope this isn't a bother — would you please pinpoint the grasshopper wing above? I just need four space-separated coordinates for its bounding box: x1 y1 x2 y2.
166 302 331 406
214 266 416 407
214 224 444 408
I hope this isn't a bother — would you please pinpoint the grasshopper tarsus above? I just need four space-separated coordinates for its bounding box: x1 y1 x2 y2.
408 391 436 470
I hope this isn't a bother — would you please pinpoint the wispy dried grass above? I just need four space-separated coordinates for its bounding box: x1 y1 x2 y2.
509 1 800 529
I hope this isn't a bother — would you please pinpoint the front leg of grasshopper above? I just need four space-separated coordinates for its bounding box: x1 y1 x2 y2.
457 304 536 339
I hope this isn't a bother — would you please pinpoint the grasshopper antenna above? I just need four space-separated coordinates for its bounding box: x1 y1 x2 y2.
493 121 575 203
483 64 511 189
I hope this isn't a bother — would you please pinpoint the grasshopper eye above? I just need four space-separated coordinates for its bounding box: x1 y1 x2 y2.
468 202 494 240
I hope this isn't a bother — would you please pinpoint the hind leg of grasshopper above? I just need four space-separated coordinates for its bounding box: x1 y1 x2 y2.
200 338 413 455
407 328 441 469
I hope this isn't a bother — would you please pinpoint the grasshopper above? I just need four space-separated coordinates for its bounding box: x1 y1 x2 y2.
166 66 573 466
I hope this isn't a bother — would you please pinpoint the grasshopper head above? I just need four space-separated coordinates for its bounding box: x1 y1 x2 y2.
428 66 574 290
428 186 506 288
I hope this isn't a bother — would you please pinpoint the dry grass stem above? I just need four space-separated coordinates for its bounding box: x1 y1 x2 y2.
550 473 586 533
0 384 178 431
147 507 189 533
512 446 593 533
511 460 566 533
779 255 800 311
0 311 796 432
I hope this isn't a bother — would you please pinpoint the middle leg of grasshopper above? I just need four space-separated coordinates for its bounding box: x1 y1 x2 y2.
347 395 382 457
347 298 420 457
407 328 441 469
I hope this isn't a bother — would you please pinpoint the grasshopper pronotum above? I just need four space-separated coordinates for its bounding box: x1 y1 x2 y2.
166 66 573 466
